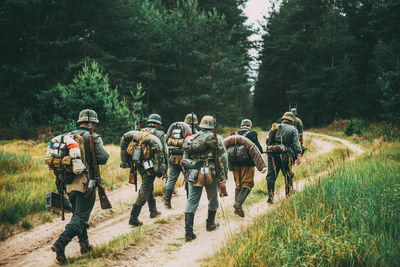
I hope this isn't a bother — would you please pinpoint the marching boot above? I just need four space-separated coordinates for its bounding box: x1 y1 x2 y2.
164 189 172 209
51 229 74 265
129 204 143 226
233 187 250 218
206 210 220 231
150 210 161 219
234 188 240 202
267 181 275 204
185 213 196 241
148 195 161 218
79 240 93 254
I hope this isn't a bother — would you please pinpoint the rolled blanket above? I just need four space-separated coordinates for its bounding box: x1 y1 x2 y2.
224 135 267 171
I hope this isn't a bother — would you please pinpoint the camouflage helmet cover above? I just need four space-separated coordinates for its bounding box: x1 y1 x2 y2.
281 112 295 122
147 113 162 125
199 115 215 130
241 119 252 127
290 108 297 116
77 109 99 123
184 113 198 125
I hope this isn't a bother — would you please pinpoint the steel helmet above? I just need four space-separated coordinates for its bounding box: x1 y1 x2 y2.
147 113 162 125
240 119 252 127
199 115 215 130
281 112 295 122
77 109 99 123
184 113 198 125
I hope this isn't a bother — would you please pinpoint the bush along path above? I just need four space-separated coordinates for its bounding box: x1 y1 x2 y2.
0 132 362 267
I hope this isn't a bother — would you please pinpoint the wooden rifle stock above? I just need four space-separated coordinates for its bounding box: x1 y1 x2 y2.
88 120 112 209
129 161 138 191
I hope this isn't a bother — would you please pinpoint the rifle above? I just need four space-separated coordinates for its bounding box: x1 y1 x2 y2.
129 161 138 191
86 113 112 209
128 113 143 191
212 115 228 197
55 171 65 220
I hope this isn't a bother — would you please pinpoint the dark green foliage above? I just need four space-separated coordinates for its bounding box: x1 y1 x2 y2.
0 0 252 138
40 60 136 143
254 0 400 127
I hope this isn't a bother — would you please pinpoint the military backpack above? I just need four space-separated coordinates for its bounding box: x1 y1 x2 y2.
226 131 251 163
45 132 88 184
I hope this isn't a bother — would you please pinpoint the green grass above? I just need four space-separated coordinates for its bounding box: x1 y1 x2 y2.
246 146 351 206
0 141 128 239
204 142 400 266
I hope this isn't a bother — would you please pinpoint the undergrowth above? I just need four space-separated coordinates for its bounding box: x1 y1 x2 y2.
205 142 400 266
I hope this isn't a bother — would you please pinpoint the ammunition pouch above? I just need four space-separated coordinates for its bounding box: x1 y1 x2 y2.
46 192 73 213
170 155 183 166
197 166 212 186
168 146 184 155
266 144 288 154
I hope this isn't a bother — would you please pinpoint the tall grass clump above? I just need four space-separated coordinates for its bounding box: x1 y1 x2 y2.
0 141 128 237
206 142 400 266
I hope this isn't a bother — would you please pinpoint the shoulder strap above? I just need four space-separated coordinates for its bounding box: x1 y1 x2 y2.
279 125 283 145
139 129 152 145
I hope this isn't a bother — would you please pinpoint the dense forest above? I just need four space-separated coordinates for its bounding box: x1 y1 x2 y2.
0 0 252 142
254 0 400 127
1 0 399 141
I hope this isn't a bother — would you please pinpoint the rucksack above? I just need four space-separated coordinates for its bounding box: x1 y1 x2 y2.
45 133 88 183
126 128 155 160
226 131 251 163
167 123 185 155
126 128 166 177
182 132 213 155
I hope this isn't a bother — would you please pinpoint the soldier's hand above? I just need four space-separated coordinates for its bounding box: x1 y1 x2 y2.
206 139 218 149
162 172 168 179
120 162 130 169
218 179 226 188
260 167 267 174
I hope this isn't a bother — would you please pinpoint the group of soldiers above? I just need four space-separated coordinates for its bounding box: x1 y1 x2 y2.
50 108 304 264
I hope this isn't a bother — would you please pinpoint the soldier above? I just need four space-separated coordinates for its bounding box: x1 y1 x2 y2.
266 112 302 204
291 107 304 146
182 115 228 241
51 109 109 265
164 114 196 209
122 114 169 226
231 119 264 217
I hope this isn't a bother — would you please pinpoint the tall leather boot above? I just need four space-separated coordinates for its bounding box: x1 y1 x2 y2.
129 204 143 226
78 223 92 254
79 240 93 254
267 181 275 204
164 189 173 209
206 210 220 231
51 229 74 265
233 187 250 218
234 188 240 202
148 196 161 219
185 213 196 241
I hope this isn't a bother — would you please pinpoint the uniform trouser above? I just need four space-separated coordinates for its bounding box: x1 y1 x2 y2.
135 174 157 212
165 164 182 192
232 166 255 189
266 153 293 185
58 191 96 246
185 176 219 214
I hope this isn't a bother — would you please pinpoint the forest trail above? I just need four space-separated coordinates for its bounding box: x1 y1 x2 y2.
0 132 363 267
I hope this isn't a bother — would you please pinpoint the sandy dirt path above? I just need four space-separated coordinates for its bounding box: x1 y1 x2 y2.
0 132 362 267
